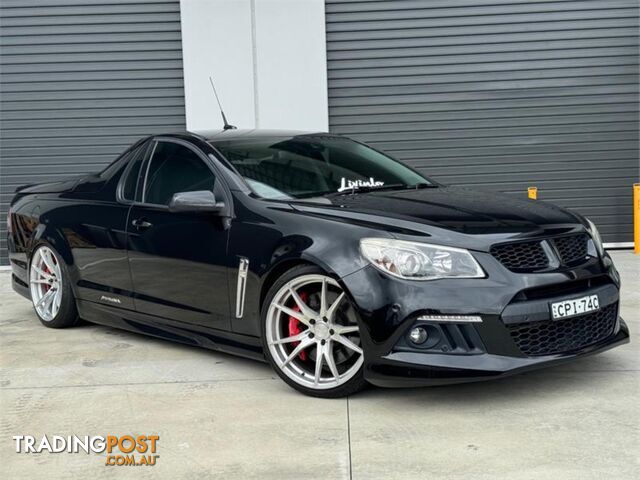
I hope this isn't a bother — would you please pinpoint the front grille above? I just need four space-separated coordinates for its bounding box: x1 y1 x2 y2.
508 303 617 356
490 241 549 271
552 234 589 265
491 234 591 272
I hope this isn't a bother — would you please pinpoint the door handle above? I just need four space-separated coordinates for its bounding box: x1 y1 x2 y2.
132 218 153 229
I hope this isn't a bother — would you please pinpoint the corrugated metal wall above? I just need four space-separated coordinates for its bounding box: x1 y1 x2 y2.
326 0 639 243
0 0 186 265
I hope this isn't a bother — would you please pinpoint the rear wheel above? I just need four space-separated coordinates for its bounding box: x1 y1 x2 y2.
29 244 79 328
262 265 367 398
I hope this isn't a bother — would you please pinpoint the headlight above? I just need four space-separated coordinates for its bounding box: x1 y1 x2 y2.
586 218 605 257
359 238 485 280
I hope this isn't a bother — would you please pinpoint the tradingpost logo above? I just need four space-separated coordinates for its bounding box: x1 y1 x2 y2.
12 434 160 466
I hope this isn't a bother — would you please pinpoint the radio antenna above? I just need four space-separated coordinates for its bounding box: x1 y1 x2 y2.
209 76 236 130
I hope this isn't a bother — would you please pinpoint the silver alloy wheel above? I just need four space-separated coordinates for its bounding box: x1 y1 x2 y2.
29 246 63 322
266 274 363 390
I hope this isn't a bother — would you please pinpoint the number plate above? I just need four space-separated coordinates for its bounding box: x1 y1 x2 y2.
550 295 600 320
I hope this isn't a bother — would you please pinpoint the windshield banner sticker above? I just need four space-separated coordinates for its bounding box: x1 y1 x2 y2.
338 177 385 192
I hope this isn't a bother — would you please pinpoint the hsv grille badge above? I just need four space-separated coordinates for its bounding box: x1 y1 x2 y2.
550 294 600 320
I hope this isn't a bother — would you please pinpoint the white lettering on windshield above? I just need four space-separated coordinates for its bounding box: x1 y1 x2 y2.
337 177 385 192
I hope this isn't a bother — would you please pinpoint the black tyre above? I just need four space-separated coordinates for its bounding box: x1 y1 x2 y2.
261 264 367 398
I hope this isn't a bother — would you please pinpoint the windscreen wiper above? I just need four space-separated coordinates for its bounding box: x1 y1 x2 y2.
330 183 407 196
409 182 438 189
324 182 437 197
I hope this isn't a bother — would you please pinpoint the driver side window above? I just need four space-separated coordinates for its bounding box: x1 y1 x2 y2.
143 142 216 205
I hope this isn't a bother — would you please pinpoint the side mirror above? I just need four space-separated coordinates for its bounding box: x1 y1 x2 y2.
168 190 225 214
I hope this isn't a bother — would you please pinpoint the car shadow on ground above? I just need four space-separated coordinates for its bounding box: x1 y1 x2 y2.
10 309 631 403
74 318 276 372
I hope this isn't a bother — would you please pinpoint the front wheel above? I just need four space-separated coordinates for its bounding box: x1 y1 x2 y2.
29 244 79 328
262 265 367 398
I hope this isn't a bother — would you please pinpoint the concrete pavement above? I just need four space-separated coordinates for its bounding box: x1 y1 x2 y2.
1 251 638 479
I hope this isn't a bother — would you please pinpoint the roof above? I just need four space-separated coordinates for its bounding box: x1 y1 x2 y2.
193 128 327 144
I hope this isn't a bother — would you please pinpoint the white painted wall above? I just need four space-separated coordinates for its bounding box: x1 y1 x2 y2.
179 0 256 131
179 0 329 133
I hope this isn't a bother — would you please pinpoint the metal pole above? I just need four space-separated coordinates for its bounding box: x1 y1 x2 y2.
634 183 639 254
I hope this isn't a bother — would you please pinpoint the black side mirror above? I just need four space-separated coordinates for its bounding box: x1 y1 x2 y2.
168 190 225 214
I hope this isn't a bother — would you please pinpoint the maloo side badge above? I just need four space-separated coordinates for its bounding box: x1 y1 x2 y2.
100 295 121 304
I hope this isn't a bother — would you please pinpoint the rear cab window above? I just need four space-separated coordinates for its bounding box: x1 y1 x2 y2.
119 142 152 202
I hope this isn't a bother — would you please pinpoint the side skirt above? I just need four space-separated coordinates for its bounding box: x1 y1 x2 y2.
76 299 266 362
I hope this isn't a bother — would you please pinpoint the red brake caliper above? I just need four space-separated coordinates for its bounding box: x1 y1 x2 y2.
288 291 308 361
42 264 51 292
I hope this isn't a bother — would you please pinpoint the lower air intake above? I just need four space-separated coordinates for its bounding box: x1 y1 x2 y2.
507 303 618 356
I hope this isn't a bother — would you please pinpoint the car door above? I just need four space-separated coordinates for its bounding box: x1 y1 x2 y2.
72 140 151 311
126 138 231 329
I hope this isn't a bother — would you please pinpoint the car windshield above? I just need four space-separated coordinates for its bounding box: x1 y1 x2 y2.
213 134 432 200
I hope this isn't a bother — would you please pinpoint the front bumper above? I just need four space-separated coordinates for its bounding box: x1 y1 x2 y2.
342 252 630 387
366 319 629 387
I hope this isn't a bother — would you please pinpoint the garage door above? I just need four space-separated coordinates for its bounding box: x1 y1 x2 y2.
326 0 639 244
0 0 186 265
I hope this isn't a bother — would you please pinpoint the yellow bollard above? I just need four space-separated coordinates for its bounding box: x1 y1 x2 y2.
528 186 537 200
634 183 640 254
